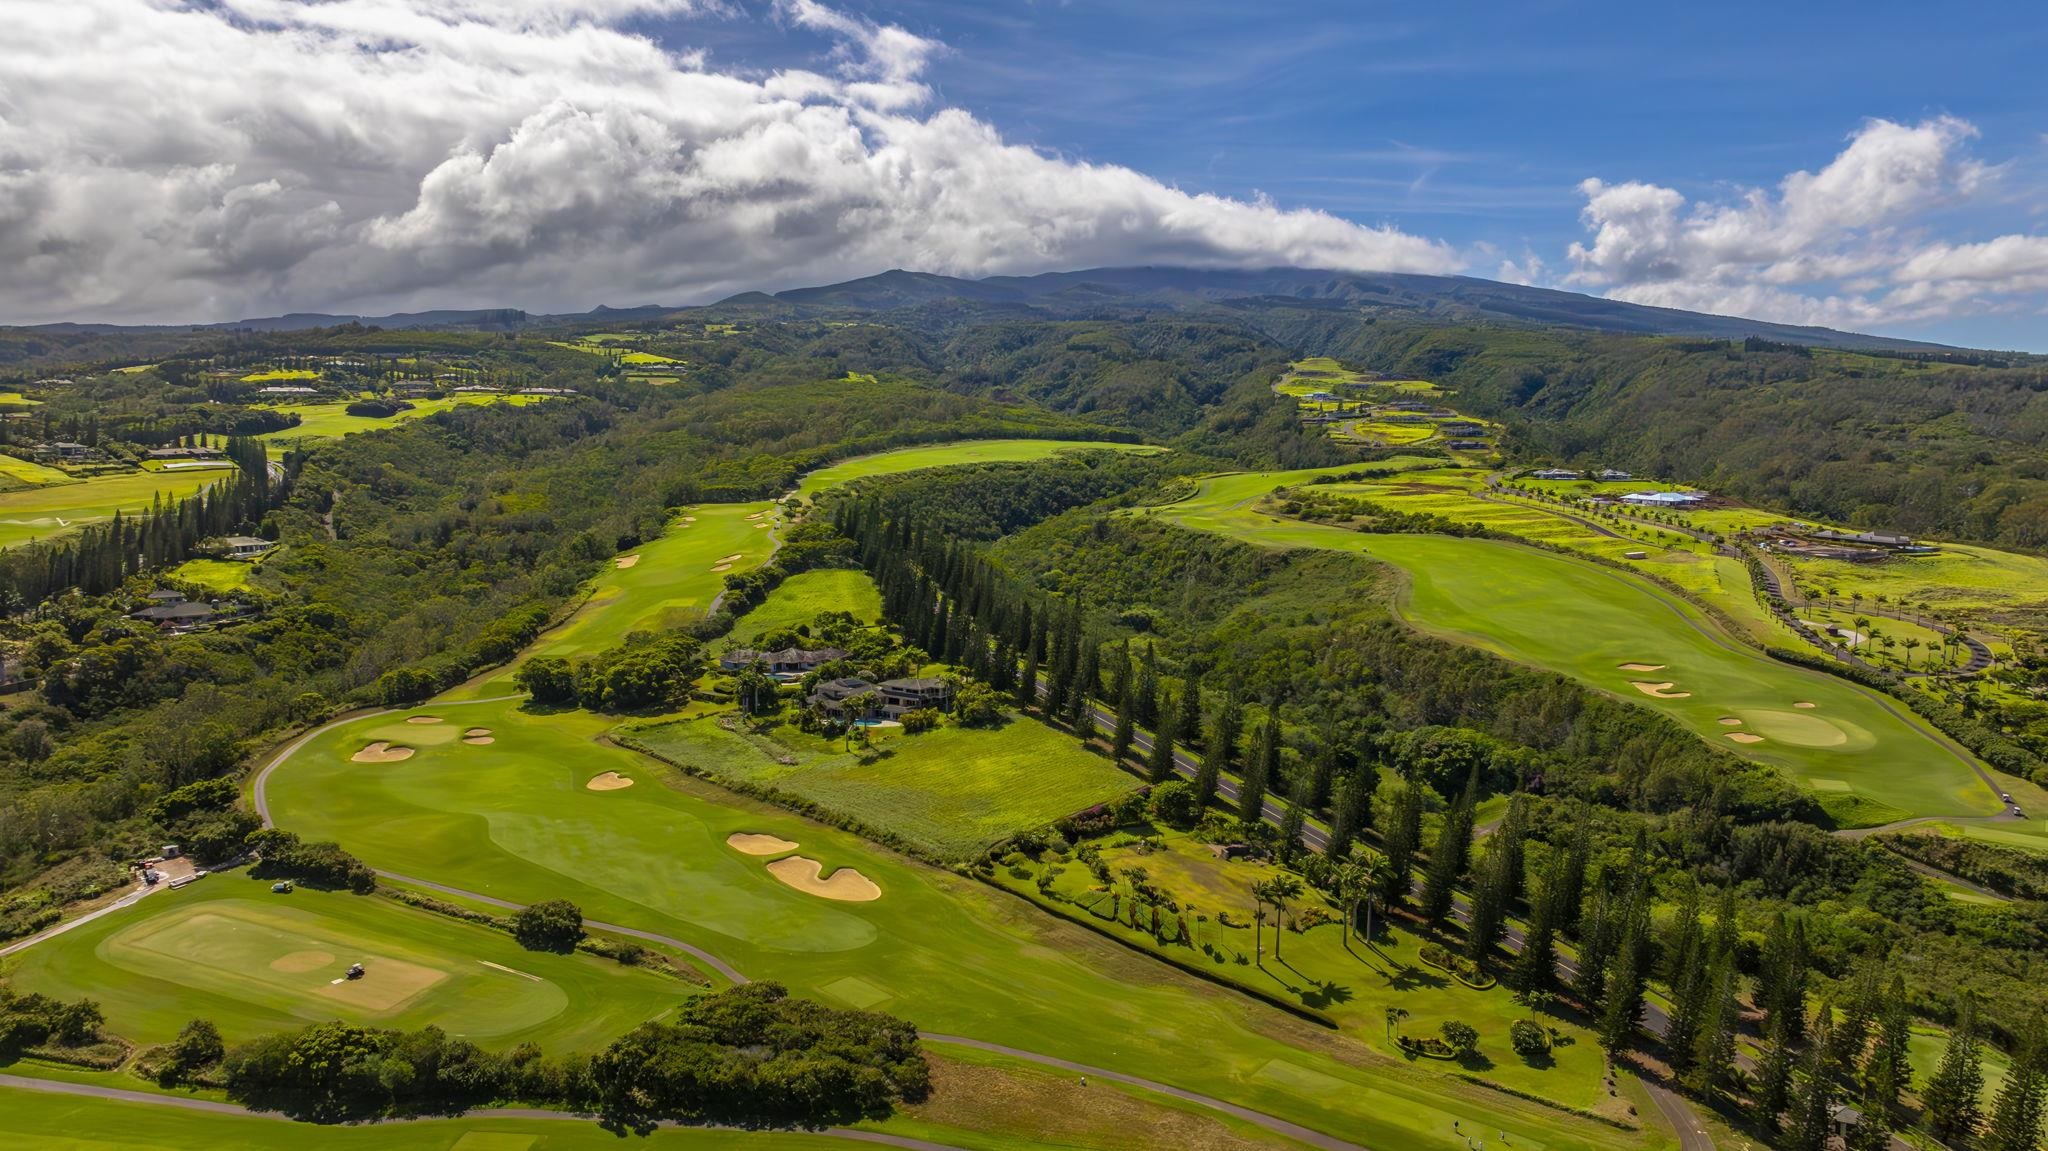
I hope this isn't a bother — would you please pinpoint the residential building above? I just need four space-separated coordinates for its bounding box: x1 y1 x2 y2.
877 677 953 717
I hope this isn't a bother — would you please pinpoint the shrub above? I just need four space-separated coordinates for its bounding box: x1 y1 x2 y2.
1147 780 1199 828
513 655 577 705
1440 1020 1479 1058
247 829 377 894
1509 1019 1548 1057
899 708 942 734
511 900 585 953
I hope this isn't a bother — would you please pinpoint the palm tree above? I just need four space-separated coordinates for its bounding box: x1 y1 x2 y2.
1904 637 1922 668
1881 636 1898 663
1331 860 1367 946
1355 850 1393 942
1250 881 1269 962
1264 875 1303 961
1854 616 1872 649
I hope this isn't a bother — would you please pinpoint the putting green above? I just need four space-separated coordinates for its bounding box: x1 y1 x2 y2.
1150 468 2003 825
0 879 688 1049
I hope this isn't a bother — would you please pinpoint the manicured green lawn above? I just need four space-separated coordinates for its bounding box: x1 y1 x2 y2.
791 439 1161 500
1153 468 2004 826
254 395 548 442
261 699 1662 1151
0 454 72 485
729 569 882 643
0 879 691 1050
623 711 1137 860
171 558 256 592
240 368 320 382
0 470 222 549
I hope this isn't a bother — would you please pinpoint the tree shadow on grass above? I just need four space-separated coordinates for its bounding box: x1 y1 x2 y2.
1299 979 1355 1010
1384 965 1449 993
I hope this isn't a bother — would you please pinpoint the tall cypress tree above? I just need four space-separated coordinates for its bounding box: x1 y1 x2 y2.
1986 1018 2048 1151
1278 800 1306 861
1176 678 1203 752
1378 781 1423 908
1597 883 1650 1057
1146 690 1179 784
1111 681 1136 764
1238 720 1275 823
1925 996 1986 1143
1327 773 1369 859
1418 771 1477 927
1509 851 1564 997
1015 645 1040 711
1193 721 1224 814
1786 1012 1837 1151
1133 644 1159 727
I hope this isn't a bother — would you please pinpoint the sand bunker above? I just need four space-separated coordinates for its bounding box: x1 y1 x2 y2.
1630 681 1693 700
727 832 799 856
616 554 641 569
1726 732 1766 744
755 523 772 529
464 736 495 745
351 742 415 763
1718 717 1744 726
270 949 336 974
718 553 743 563
405 716 443 725
1619 663 1666 672
465 728 491 737
1794 701 1817 709
746 511 765 520
681 516 697 523
767 855 881 902
586 771 634 791
710 564 732 573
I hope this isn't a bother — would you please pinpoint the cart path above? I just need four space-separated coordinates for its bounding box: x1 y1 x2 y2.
0 878 160 959
0 1073 968 1150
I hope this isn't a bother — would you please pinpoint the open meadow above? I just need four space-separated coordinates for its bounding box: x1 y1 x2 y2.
623 711 1137 861
1154 468 2009 826
0 469 223 549
254 395 549 442
0 877 690 1050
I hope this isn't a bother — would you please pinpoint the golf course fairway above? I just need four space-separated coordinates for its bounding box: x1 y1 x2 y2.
791 438 1160 500
1153 468 2007 826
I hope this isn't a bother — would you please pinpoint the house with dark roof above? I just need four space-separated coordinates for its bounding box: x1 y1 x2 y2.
877 677 953 717
719 646 850 675
134 601 218 628
807 676 878 719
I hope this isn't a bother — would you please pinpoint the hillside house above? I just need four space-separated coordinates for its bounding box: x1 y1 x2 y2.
32 441 93 462
1597 468 1633 481
808 676 878 720
221 536 275 558
1530 468 1581 481
877 677 953 717
1620 491 1706 507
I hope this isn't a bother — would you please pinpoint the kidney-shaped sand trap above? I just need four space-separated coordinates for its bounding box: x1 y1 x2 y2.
405 716 443 725
767 856 881 902
1726 732 1766 744
1618 662 1666 672
1718 717 1744 726
615 554 641 569
718 553 744 563
586 771 635 791
727 832 799 856
1630 681 1692 699
351 742 415 763
1793 701 1817 709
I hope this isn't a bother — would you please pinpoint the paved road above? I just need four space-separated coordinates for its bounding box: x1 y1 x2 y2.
0 878 159 959
0 1073 969 1150
1642 1078 1716 1151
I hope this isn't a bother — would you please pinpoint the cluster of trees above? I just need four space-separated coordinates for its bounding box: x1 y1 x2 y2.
247 828 376 893
514 631 700 713
1269 487 1494 536
0 984 106 1060
212 983 926 1125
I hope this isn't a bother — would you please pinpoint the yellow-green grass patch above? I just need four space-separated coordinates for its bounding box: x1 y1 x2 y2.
239 368 320 382
729 569 882 643
254 395 549 441
624 711 1137 861
0 879 689 1049
792 439 1162 501
0 470 222 550
0 454 76 485
170 558 255 592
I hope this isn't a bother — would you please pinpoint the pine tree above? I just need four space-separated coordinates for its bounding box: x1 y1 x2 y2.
1176 679 1203 753
1662 882 1709 1073
1508 851 1563 997
1926 998 1987 1143
1688 953 1740 1095
1133 644 1158 728
1193 724 1224 814
1597 886 1649 1057
1111 682 1136 764
1068 641 1100 727
1378 781 1423 908
1146 690 1179 784
1846 1058 1894 1151
1574 878 1615 1012
1238 720 1274 823
1786 1011 1837 1151
1986 1019 2047 1151
1418 772 1477 927
1278 800 1306 861
1327 773 1369 859
1866 974 1912 1113
1753 1015 1797 1132
1015 645 1040 711
1465 834 1512 965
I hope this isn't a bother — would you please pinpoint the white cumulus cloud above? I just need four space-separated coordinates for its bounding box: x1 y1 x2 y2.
0 0 1458 323
1562 117 2046 330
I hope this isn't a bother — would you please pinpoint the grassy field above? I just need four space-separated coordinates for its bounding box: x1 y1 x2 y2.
992 828 1619 1116
254 395 548 442
1784 542 2048 633
0 879 691 1049
624 712 1137 860
240 368 320 382
729 569 882 643
1153 468 2008 826
0 469 223 549
261 699 1665 1151
791 439 1160 500
171 558 255 592
0 455 74 485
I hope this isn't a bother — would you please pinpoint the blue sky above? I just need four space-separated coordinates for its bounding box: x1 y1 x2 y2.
7 1 2044 346
679 0 2048 348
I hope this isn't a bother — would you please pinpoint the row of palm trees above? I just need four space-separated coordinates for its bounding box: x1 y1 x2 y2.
1247 853 1398 962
